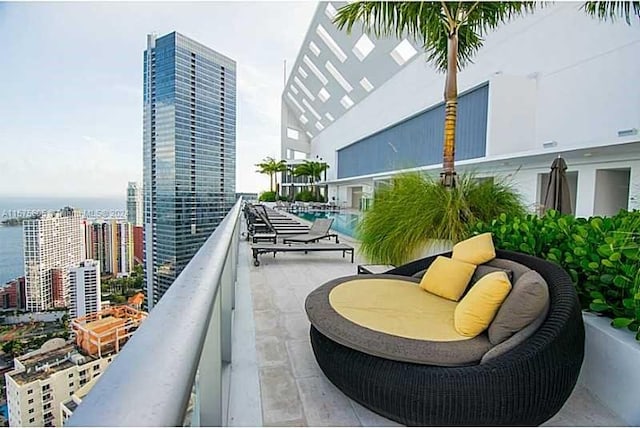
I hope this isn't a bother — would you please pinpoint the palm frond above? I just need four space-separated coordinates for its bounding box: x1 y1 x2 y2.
583 1 640 25
334 2 538 73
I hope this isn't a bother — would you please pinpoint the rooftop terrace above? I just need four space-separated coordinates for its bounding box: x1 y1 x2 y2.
231 221 625 427
67 200 629 426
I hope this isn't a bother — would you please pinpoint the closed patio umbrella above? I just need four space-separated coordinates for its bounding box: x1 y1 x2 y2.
543 156 572 215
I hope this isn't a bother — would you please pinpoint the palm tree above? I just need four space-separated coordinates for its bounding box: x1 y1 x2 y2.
255 157 287 193
293 160 330 200
334 2 537 187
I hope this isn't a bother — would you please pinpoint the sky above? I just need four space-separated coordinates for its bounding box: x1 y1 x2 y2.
0 1 317 197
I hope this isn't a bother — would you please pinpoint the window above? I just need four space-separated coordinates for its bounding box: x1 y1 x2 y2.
353 34 375 61
293 77 315 101
68 382 74 387
316 25 347 63
28 408 34 414
315 122 325 131
391 39 418 65
303 55 328 85
299 115 308 125
301 99 321 121
28 398 33 404
360 77 374 92
309 41 321 56
93 364 100 370
290 85 299 95
306 131 313 139
340 95 354 109
27 389 33 395
298 67 308 79
324 3 337 19
325 112 334 122
325 61 353 92
29 418 35 424
44 403 51 410
318 87 331 103
68 373 73 378
286 128 300 140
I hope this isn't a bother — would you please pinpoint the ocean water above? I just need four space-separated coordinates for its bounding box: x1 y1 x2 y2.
0 196 125 284
0 225 24 284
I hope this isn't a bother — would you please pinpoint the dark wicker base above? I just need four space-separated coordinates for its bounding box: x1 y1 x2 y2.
308 250 585 426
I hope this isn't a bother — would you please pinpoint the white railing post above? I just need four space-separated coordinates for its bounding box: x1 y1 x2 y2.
198 292 222 426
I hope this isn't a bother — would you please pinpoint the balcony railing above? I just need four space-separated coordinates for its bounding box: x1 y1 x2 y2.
67 198 243 426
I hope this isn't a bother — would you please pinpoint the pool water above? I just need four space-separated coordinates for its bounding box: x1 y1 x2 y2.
1 403 7 420
295 211 361 238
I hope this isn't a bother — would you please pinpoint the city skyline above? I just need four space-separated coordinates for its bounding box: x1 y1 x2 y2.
0 2 316 198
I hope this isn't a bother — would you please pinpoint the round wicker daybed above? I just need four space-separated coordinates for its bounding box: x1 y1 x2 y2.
305 250 585 426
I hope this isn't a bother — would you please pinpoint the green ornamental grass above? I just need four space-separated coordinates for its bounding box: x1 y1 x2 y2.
357 172 525 265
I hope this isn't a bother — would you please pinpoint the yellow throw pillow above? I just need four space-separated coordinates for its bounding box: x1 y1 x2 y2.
452 233 496 265
419 256 477 302
454 271 512 337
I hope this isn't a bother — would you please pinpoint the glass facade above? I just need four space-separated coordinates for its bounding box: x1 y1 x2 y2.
143 32 236 309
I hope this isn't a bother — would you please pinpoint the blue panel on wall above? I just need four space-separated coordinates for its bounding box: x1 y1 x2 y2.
337 83 489 179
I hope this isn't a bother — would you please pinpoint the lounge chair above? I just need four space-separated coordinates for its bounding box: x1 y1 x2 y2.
251 242 354 266
282 218 338 244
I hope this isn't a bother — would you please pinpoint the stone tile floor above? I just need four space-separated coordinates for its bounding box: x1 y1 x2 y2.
233 221 626 427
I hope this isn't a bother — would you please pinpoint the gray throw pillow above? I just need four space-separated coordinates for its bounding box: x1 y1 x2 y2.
488 270 549 345
411 269 428 279
471 265 513 285
485 258 531 283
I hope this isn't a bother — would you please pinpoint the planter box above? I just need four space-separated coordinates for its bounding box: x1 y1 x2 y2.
578 312 640 425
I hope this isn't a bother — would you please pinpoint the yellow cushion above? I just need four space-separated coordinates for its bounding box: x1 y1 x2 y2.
452 233 496 265
419 256 476 302
454 272 512 337
329 278 472 341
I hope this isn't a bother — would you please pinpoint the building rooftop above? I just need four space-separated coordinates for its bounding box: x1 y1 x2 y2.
11 342 100 385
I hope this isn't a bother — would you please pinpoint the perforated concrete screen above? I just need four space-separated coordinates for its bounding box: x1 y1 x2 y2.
281 1 422 146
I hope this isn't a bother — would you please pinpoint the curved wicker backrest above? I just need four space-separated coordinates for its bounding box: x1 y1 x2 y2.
389 250 583 366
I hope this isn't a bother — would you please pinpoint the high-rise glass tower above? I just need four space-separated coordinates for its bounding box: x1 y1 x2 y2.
143 32 236 309
126 181 143 226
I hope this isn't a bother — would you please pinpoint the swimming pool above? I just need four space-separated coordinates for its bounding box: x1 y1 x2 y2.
295 211 361 238
1 403 7 420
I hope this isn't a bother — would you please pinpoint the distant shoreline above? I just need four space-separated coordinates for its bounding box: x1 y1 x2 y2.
1 218 29 227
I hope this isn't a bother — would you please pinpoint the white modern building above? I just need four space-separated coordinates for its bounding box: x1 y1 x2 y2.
68 260 101 319
126 181 143 226
4 340 113 428
281 2 640 216
23 208 85 311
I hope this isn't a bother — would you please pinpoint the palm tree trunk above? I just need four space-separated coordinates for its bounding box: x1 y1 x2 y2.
441 31 459 188
270 173 274 192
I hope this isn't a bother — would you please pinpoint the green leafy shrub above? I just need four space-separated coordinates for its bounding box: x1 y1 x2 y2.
474 209 640 340
357 172 525 266
258 191 277 202
295 190 314 202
